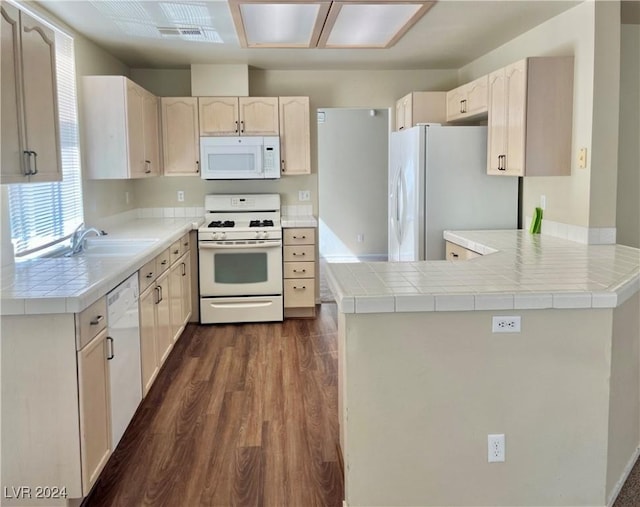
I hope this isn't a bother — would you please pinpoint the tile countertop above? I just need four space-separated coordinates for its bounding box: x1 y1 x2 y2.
1 217 204 316
281 215 318 228
325 230 640 314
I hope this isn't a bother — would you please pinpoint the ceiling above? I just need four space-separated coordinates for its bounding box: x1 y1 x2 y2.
38 0 583 70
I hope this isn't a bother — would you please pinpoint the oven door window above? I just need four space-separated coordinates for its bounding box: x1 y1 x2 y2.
214 252 267 284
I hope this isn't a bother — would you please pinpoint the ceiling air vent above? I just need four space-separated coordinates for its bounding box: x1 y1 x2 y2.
157 26 204 37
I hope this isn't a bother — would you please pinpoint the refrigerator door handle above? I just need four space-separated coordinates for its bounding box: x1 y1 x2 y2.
397 168 404 242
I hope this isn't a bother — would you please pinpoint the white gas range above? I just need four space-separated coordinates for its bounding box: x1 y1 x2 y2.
198 194 283 324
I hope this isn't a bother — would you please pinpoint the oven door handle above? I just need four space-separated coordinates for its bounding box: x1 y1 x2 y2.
198 241 282 249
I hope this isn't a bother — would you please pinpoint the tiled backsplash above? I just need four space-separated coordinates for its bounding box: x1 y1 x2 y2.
281 204 313 217
525 216 616 245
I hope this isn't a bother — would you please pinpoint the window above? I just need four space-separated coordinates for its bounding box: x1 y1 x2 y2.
8 17 83 257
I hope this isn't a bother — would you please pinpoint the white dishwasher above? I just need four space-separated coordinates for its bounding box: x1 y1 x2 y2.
107 273 142 449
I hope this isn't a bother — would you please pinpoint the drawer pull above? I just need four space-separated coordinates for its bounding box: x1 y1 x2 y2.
451 252 459 258
173 249 179 254
183 242 189 246
146 272 154 278
161 260 168 265
293 286 306 290
292 252 305 256
107 336 114 360
89 315 104 326
292 235 306 240
90 315 104 326
293 269 306 273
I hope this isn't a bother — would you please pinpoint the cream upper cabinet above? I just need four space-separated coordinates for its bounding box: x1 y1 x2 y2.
279 96 311 175
161 97 199 176
239 97 279 135
82 76 160 179
446 75 488 122
198 96 279 136
198 96 239 135
1 3 61 183
487 57 574 176
394 92 446 131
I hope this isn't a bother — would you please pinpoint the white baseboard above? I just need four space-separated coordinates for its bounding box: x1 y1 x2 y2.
607 446 640 507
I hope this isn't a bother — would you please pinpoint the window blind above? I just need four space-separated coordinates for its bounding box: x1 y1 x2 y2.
8 26 83 256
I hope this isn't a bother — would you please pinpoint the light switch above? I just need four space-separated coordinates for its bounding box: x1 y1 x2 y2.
578 148 587 169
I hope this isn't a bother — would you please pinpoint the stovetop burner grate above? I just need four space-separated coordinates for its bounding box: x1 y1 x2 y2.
208 220 235 228
249 219 274 227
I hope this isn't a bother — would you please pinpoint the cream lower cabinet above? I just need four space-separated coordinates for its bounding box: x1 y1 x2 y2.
487 57 574 176
1 3 61 183
1 296 111 501
445 241 481 261
283 228 317 318
279 96 311 175
77 327 111 494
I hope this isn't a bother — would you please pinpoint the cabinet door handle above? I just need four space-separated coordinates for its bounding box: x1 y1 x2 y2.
145 160 152 173
181 262 186 276
498 154 506 171
450 252 459 258
22 151 31 176
154 286 161 304
90 315 104 326
195 160 199 173
158 285 163 302
281 159 285 172
235 120 238 133
240 120 244 134
107 336 114 360
30 151 38 175
461 99 467 113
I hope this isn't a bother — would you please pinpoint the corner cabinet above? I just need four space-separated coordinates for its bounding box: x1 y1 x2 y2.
81 76 161 179
161 97 200 176
395 92 446 131
487 57 574 176
199 96 279 136
283 228 317 318
446 75 488 122
1 3 61 183
279 96 311 175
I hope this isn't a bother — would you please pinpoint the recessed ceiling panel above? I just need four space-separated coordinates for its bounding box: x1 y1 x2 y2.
319 1 434 48
229 1 331 47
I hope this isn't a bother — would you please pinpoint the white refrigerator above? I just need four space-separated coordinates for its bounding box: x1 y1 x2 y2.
388 124 518 261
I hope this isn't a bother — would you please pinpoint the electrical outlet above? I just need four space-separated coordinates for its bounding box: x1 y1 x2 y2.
540 195 546 210
357 233 364 243
492 316 521 333
488 434 505 462
125 191 130 205
177 190 185 202
298 190 310 202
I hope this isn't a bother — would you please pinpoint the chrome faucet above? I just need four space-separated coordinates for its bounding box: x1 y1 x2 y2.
70 224 106 254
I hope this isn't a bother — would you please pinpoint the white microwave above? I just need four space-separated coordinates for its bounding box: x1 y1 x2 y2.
200 136 280 180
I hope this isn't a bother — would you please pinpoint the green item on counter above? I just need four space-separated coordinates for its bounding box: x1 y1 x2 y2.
530 207 543 234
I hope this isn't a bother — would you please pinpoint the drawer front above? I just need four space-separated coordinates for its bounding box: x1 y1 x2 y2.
156 248 171 274
283 245 315 262
77 296 107 350
284 279 315 308
181 232 191 252
139 258 157 292
283 261 314 279
445 241 481 261
169 239 182 264
284 228 315 245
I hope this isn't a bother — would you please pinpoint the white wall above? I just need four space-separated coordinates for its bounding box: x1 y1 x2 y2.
616 23 640 248
318 108 389 261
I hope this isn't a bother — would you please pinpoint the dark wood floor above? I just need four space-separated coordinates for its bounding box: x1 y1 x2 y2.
84 304 343 507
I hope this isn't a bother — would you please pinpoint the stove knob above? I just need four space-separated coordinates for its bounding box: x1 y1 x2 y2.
212 232 219 240
220 232 226 240
263 232 269 239
255 231 262 240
